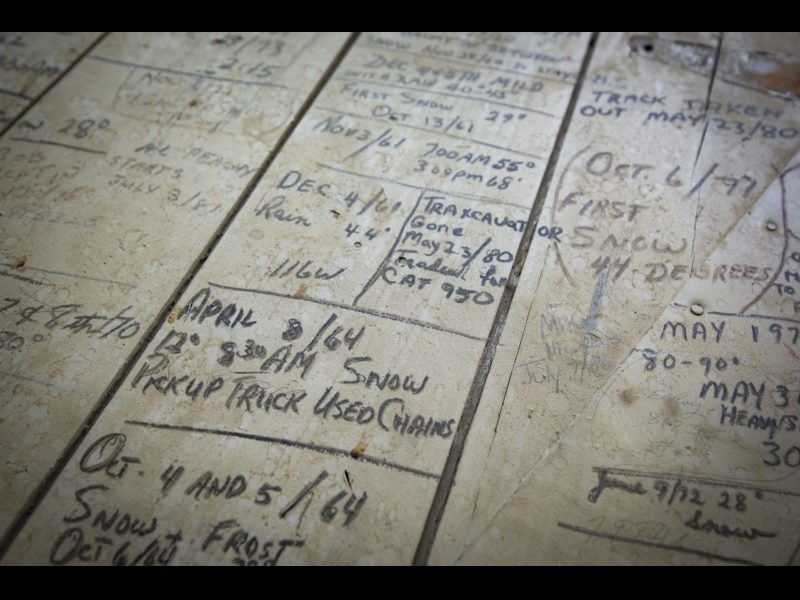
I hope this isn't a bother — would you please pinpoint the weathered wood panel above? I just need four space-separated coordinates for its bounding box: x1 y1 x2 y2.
2 31 799 566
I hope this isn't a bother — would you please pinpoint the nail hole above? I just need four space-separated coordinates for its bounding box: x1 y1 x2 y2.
766 221 778 232
690 303 705 316
396 256 406 264
629 36 656 54
354 241 362 248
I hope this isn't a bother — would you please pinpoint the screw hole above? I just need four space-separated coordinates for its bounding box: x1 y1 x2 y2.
766 221 778 232
354 241 361 248
690 303 705 316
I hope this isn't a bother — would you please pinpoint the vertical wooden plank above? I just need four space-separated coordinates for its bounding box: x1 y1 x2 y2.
430 32 800 565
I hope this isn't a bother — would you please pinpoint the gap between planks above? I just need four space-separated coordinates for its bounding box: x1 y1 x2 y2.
412 32 600 566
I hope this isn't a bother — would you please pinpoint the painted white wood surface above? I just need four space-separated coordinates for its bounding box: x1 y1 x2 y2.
2 32 799 565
